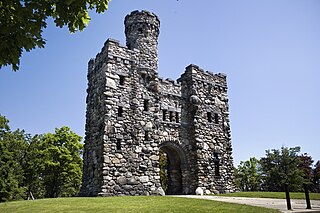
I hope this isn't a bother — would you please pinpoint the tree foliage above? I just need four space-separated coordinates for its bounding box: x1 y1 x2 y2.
313 161 320 192
235 157 261 191
0 115 83 202
22 134 46 199
0 115 27 201
236 147 319 192
159 150 168 192
298 153 313 184
40 127 83 198
0 0 111 71
259 146 305 192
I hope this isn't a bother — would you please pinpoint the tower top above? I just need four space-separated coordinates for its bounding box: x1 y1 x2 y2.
124 10 160 47
125 10 160 32
124 10 160 71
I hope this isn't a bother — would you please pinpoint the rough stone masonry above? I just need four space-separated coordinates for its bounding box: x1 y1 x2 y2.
81 10 235 196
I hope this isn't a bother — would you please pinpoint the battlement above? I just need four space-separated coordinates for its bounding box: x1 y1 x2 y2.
184 64 227 80
159 77 181 98
177 64 228 91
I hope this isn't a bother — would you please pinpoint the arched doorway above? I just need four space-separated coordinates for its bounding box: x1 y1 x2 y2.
159 141 188 195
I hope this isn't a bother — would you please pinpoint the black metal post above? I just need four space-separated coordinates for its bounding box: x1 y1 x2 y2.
285 184 292 210
303 183 312 209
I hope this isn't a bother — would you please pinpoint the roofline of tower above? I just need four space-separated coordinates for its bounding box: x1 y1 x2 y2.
125 10 160 24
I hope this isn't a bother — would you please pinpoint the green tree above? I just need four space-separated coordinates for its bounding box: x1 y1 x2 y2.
40 127 83 198
0 115 28 202
235 157 261 191
313 161 320 192
0 0 111 71
297 153 313 184
260 146 304 192
22 134 45 199
0 114 84 201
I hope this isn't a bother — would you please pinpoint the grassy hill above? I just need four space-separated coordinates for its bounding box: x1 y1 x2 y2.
0 196 279 213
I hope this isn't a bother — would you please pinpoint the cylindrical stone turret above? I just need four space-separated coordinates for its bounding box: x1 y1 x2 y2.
125 10 160 71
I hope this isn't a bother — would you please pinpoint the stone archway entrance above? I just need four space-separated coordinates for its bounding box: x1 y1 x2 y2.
159 141 188 195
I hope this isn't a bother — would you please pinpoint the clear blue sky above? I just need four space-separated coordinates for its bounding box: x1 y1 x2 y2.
1 0 319 166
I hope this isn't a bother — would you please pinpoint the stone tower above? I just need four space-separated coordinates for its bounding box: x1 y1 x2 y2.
81 10 235 196
125 10 160 71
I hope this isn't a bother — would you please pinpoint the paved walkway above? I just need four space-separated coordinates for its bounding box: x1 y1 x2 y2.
174 195 320 213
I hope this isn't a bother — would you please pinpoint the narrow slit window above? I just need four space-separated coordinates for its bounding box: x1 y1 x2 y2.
175 112 179 123
144 99 149 111
214 113 219 124
207 112 212 123
213 152 220 176
116 139 121 150
162 110 167 121
169 111 174 122
119 76 125 85
118 106 123 117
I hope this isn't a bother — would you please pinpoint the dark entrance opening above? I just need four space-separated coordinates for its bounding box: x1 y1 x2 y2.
159 143 184 195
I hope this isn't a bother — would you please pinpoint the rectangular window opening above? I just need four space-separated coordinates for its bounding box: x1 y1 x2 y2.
215 163 220 176
145 131 149 141
213 152 220 176
118 106 123 117
141 73 146 80
207 112 212 123
169 111 174 122
175 112 179 123
119 75 125 85
214 113 219 124
162 110 167 121
144 99 149 111
116 139 121 150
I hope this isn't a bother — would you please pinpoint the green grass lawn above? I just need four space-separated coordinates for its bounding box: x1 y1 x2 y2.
217 191 320 200
0 196 279 213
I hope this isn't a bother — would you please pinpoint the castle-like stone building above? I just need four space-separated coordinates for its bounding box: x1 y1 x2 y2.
81 10 235 196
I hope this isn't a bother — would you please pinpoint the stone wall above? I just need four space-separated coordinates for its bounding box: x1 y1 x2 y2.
81 10 235 196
